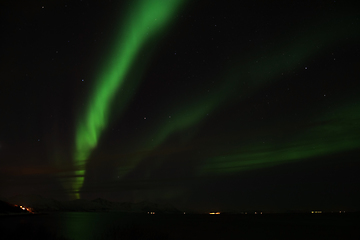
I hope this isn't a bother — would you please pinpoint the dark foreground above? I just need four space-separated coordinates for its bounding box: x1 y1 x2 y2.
1 212 359 240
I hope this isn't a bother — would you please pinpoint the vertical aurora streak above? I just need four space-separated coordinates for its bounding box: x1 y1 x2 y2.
71 0 185 198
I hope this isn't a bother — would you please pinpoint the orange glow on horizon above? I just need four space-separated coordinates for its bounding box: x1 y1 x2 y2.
18 205 33 213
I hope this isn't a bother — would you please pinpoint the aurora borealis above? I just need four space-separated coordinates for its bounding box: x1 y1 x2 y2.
73 0 186 198
1 0 360 211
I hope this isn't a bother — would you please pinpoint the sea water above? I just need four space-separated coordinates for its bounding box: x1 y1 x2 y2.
0 212 358 240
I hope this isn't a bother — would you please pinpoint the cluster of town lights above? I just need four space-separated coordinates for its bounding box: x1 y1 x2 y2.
15 205 33 213
311 210 322 214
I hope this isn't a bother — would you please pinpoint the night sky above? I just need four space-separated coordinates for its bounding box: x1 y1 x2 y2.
1 0 360 212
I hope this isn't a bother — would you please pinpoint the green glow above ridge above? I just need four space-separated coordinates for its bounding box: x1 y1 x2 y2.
72 0 185 197
200 102 360 175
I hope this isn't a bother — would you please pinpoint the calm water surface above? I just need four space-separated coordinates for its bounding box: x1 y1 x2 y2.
1 212 359 239
1 212 148 240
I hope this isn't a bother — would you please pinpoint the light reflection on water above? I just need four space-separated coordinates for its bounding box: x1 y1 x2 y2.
60 213 103 240
56 212 141 240
1 212 359 240
0 212 140 240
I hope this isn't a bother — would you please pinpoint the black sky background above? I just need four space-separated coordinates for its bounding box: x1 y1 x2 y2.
1 0 360 212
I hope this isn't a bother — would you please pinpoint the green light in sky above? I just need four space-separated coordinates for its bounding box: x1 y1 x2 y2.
200 102 360 175
115 14 360 178
72 0 185 198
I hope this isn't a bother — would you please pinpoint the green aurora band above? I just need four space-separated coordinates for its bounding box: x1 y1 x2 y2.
200 102 360 174
115 14 360 178
66 5 359 197
71 0 186 198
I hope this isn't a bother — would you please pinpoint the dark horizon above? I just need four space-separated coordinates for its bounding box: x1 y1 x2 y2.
1 0 360 212
2 194 358 215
